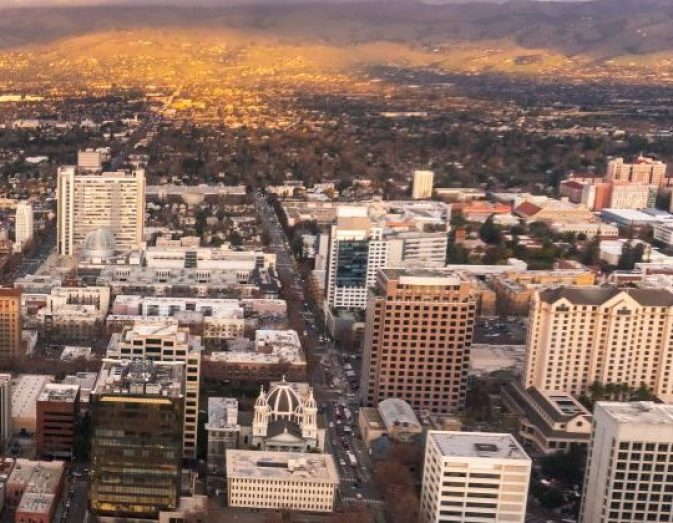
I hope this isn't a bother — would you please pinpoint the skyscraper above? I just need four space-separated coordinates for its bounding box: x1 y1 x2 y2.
524 286 673 397
89 359 184 518
360 269 477 413
412 170 434 199
325 211 448 310
0 374 11 448
14 201 33 251
420 431 531 523
0 288 23 359
106 322 202 459
580 402 673 523
57 166 145 256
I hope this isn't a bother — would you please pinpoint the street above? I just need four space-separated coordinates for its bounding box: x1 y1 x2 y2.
254 192 384 509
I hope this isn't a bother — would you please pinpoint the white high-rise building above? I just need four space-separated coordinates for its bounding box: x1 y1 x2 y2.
325 212 448 310
57 166 145 256
106 322 202 459
420 431 531 523
580 402 673 523
14 201 33 251
412 170 434 199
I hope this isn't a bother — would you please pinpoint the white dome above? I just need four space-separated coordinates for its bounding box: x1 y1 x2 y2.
81 228 116 260
266 379 302 420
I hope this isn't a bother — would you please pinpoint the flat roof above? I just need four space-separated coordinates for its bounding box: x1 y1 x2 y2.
429 431 529 461
38 383 79 403
226 450 338 484
598 401 673 425
12 375 53 421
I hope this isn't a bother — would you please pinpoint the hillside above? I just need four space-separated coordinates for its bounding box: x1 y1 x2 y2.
0 0 673 95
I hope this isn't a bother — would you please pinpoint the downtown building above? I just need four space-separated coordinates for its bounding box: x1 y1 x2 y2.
580 402 673 523
0 288 23 359
325 207 449 310
56 166 145 256
89 359 184 518
106 322 202 459
524 286 673 397
14 201 33 252
420 431 531 523
360 268 477 413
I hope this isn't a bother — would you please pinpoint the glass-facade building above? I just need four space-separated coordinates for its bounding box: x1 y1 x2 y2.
89 360 184 518
335 240 369 288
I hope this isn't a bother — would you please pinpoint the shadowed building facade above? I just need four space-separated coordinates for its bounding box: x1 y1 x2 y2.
89 359 184 518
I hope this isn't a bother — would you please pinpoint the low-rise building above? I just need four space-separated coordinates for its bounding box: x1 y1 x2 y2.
36 384 79 459
6 459 65 523
226 450 338 513
206 398 239 477
11 375 53 434
206 330 306 383
359 398 423 447
501 383 592 455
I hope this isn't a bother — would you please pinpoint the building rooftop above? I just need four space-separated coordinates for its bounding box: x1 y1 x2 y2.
11 375 53 422
599 401 673 425
209 329 305 365
60 346 92 362
429 431 530 461
8 458 65 515
94 359 184 398
538 286 673 307
206 397 239 431
226 450 338 483
378 399 422 433
37 383 79 403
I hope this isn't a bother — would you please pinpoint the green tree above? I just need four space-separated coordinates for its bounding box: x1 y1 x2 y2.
479 215 502 245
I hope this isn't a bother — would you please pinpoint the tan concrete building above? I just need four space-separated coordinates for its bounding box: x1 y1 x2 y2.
106 322 202 459
0 288 22 358
226 450 338 513
606 156 667 186
412 170 434 199
490 269 596 315
524 287 673 397
360 269 477 413
57 166 145 256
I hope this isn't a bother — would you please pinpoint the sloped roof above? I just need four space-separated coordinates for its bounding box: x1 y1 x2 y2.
539 286 673 307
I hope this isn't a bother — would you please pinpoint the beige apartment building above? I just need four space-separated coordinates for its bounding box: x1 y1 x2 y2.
524 287 673 397
360 269 477 413
606 156 667 186
57 166 145 256
106 322 202 459
412 170 434 199
0 288 23 358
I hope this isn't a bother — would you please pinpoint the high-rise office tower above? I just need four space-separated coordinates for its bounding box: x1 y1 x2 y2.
0 288 22 358
325 210 448 310
360 269 477 413
89 359 184 518
14 201 33 251
606 156 667 186
524 287 673 397
412 170 434 199
57 166 145 256
420 431 531 523
106 322 202 459
580 402 673 523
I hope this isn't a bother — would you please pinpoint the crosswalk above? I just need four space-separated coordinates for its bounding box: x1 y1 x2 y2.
341 496 385 506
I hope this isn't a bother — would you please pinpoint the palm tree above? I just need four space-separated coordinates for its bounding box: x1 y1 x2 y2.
588 381 605 402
